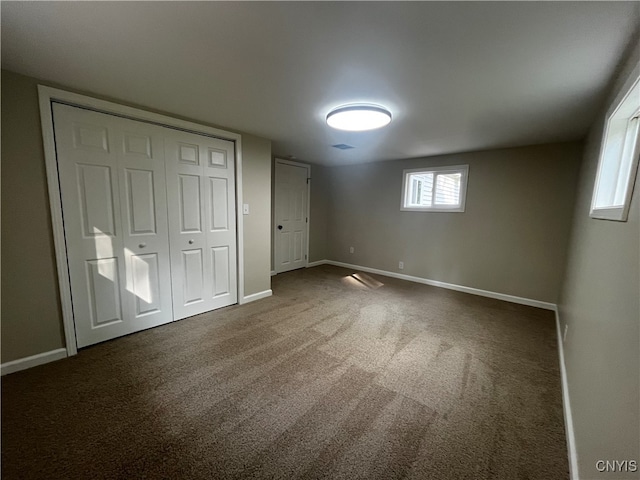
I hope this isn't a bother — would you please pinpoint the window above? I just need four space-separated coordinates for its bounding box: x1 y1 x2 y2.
591 73 640 221
401 165 469 212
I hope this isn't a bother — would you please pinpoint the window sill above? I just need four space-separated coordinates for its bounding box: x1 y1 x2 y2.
589 206 629 222
401 206 465 213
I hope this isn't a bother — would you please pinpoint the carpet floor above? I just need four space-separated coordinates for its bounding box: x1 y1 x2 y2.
1 265 568 479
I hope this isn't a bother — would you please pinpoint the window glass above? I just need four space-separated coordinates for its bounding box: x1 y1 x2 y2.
591 74 640 221
402 165 468 212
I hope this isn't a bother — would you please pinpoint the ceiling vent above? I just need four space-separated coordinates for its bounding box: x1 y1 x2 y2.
332 143 354 150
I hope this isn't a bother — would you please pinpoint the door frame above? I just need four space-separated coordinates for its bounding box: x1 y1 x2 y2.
273 158 311 274
38 85 245 356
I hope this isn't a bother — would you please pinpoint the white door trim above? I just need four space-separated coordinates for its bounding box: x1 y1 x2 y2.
273 158 311 274
38 85 244 356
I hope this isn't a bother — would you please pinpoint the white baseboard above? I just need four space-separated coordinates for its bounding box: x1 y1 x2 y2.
555 308 579 480
272 260 325 273
1 348 68 376
306 260 326 268
310 260 556 311
242 289 273 304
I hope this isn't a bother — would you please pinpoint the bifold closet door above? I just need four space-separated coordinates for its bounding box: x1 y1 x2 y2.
164 129 237 320
53 103 173 348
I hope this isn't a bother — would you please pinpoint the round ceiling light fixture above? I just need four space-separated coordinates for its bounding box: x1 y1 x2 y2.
326 104 392 131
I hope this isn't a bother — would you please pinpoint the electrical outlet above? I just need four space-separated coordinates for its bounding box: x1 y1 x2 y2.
349 246 354 254
563 324 568 342
399 261 404 270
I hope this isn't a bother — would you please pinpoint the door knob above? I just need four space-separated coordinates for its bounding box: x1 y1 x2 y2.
138 243 146 248
277 225 283 230
188 239 194 244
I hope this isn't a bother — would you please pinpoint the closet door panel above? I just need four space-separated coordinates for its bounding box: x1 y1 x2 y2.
178 174 203 233
54 104 128 347
204 137 237 310
85 257 123 327
165 130 237 319
124 168 157 235
165 133 207 319
212 246 230 297
54 104 173 347
118 119 173 332
182 249 205 304
130 253 162 317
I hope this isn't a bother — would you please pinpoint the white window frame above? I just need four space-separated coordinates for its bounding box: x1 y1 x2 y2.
590 71 640 222
401 164 469 212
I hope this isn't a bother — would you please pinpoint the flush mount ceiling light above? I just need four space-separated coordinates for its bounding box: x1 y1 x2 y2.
326 104 392 131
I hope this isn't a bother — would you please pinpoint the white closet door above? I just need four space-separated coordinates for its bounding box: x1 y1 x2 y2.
53 104 173 348
165 129 237 320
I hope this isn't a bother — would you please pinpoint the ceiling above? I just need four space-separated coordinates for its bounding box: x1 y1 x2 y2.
2 2 639 166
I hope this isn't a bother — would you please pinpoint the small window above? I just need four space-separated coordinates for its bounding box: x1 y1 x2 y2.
401 165 468 212
591 73 640 221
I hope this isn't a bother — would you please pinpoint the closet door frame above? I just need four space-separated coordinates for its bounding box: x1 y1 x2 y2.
38 86 245 356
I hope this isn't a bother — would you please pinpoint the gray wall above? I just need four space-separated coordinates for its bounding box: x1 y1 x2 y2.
1 69 272 363
558 40 640 479
241 137 272 296
323 143 582 303
309 163 330 263
1 70 67 362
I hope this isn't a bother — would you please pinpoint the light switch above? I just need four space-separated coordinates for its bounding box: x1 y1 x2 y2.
243 203 250 215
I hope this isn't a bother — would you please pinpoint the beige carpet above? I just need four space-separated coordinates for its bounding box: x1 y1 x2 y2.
1 265 568 479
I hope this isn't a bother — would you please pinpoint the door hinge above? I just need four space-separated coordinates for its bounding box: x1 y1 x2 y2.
307 177 310 184
305 254 307 259
306 217 308 223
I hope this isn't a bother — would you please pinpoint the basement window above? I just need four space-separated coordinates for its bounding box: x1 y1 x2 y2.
590 73 640 221
401 165 469 212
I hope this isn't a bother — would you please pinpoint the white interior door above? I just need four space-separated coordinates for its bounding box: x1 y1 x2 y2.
274 160 309 274
165 129 237 320
53 103 173 348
